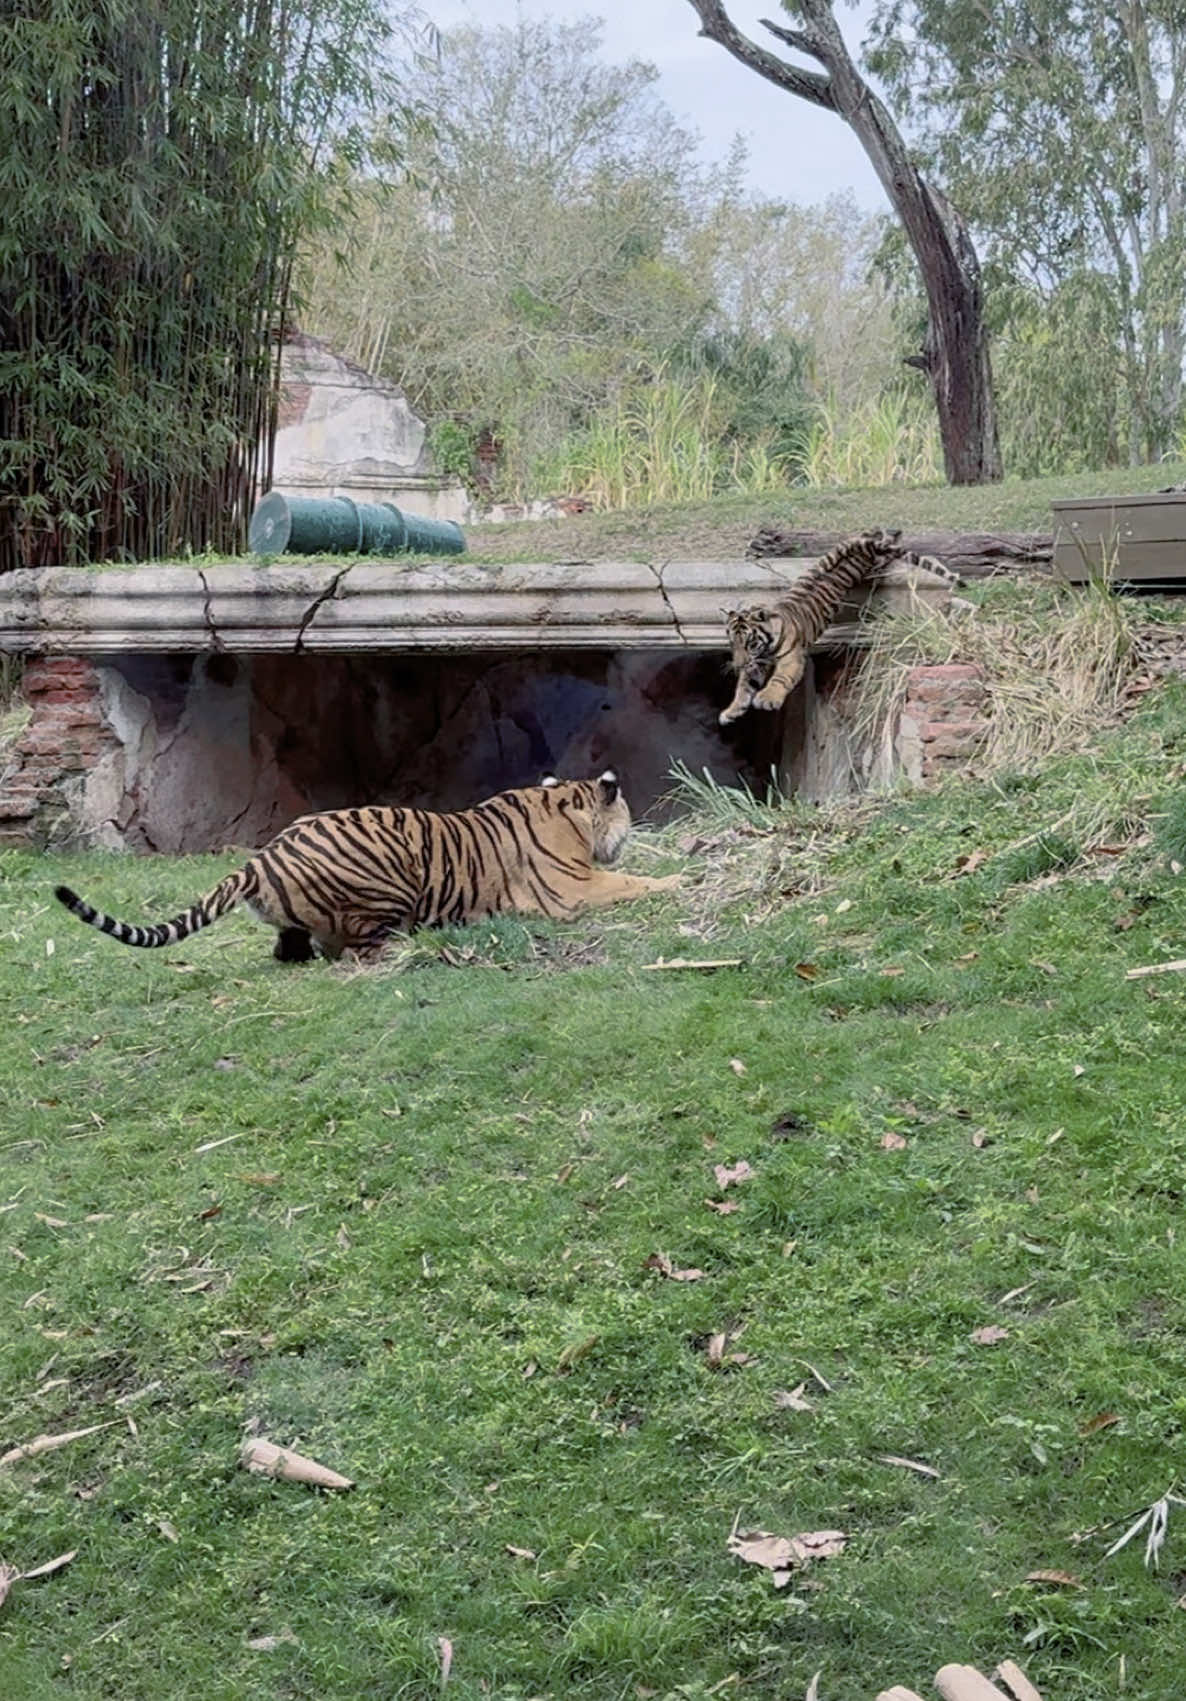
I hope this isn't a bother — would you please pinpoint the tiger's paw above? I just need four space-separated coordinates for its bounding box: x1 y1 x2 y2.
752 683 788 711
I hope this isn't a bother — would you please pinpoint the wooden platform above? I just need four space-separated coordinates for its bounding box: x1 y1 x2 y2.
1052 491 1186 584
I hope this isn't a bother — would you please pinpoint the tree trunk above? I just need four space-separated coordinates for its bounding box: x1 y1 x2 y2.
746 526 1051 577
686 0 1003 484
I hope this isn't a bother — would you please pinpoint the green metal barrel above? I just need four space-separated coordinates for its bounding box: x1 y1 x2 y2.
249 492 465 557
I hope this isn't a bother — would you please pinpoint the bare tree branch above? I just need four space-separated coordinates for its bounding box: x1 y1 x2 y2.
685 0 835 110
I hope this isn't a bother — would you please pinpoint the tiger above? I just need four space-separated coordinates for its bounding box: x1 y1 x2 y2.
52 771 680 966
719 528 962 725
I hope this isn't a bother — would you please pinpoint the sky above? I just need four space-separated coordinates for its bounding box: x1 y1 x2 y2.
421 0 886 212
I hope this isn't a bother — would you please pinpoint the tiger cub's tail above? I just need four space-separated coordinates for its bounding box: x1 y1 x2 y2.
53 867 256 949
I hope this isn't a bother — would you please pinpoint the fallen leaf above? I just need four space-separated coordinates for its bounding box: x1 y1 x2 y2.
876 1453 940 1479
773 1384 813 1412
805 1672 822 1701
644 1253 705 1282
1078 1412 1119 1437
971 1129 990 1148
197 1204 222 1221
504 1544 536 1561
713 1160 754 1190
336 1224 350 1251
1072 1064 1086 1078
834 898 853 914
727 1523 846 1588
234 1172 282 1186
879 966 904 977
0 1564 16 1608
33 1213 67 1229
955 950 979 963
555 1163 574 1184
705 1198 740 1215
247 1629 298 1651
970 1324 1009 1346
955 848 989 875
1025 1568 1082 1588
438 1635 453 1686
18 1550 77 1582
521 1360 537 1379
704 1331 755 1371
793 962 820 981
729 1058 747 1076
612 1174 629 1190
156 1519 179 1543
1 1423 118 1466
879 1131 907 1151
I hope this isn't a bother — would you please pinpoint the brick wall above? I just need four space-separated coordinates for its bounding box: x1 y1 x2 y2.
0 658 118 846
894 663 988 781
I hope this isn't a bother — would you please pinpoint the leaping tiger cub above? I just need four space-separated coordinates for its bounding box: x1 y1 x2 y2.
720 527 962 724
53 771 679 966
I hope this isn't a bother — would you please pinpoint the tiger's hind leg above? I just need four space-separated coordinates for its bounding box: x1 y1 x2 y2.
273 926 315 963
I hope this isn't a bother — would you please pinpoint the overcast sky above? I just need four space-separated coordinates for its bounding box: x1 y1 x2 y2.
422 0 885 211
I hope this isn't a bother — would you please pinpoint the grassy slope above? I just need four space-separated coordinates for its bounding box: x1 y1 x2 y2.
4 678 1186 1698
458 460 1186 565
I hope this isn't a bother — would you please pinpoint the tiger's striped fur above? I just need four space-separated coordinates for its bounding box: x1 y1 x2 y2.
53 772 679 965
719 528 962 724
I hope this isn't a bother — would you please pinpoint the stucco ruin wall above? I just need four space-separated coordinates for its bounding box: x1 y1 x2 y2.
272 332 467 524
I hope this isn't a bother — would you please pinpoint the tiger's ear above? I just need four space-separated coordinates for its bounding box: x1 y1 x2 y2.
541 775 560 788
598 769 619 804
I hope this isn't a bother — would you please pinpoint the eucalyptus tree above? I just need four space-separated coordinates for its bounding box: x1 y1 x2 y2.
0 0 418 571
685 0 1003 484
867 0 1186 464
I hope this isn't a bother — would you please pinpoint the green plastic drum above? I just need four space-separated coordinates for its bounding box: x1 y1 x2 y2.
249 492 465 556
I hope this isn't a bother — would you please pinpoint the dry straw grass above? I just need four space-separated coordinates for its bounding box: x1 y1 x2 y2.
849 575 1141 774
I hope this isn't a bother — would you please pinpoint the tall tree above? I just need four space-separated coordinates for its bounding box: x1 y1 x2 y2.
686 0 1003 485
867 0 1186 464
0 0 413 572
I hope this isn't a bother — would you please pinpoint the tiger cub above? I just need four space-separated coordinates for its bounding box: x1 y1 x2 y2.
53 772 679 966
720 528 961 724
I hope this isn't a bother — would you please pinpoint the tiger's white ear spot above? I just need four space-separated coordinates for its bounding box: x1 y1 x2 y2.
541 775 560 788
599 768 617 785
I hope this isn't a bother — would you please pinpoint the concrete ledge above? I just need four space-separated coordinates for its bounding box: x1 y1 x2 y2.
0 559 952 656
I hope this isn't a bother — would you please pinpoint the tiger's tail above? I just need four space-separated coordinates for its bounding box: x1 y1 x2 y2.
53 867 257 949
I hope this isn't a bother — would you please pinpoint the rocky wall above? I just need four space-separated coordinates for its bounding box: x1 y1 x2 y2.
0 650 778 852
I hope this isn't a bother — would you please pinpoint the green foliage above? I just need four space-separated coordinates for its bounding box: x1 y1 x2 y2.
868 0 1186 465
798 388 942 488
0 0 411 571
428 420 479 490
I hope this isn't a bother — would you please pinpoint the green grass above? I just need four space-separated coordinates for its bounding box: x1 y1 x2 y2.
459 458 1186 565
5 689 1186 1698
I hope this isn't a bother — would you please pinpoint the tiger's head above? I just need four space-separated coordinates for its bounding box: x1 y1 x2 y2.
725 604 784 684
540 770 631 864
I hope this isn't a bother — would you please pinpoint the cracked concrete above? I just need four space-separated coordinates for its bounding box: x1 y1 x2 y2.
293 564 353 653
646 561 690 647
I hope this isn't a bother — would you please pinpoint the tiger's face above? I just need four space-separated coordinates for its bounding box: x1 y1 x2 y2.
726 605 783 685
541 770 631 864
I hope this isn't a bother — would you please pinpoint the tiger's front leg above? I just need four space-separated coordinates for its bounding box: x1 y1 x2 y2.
751 651 806 712
719 677 757 725
569 871 682 913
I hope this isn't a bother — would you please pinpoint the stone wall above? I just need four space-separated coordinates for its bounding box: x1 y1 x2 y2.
0 650 776 852
0 651 987 853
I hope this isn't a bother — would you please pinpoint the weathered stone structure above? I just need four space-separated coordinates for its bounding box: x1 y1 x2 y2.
0 559 975 852
272 330 466 524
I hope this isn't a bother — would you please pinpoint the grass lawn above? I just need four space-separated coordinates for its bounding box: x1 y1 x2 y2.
5 665 1186 1698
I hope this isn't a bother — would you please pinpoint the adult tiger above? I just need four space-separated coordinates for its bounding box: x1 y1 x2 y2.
53 771 678 965
719 528 961 724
